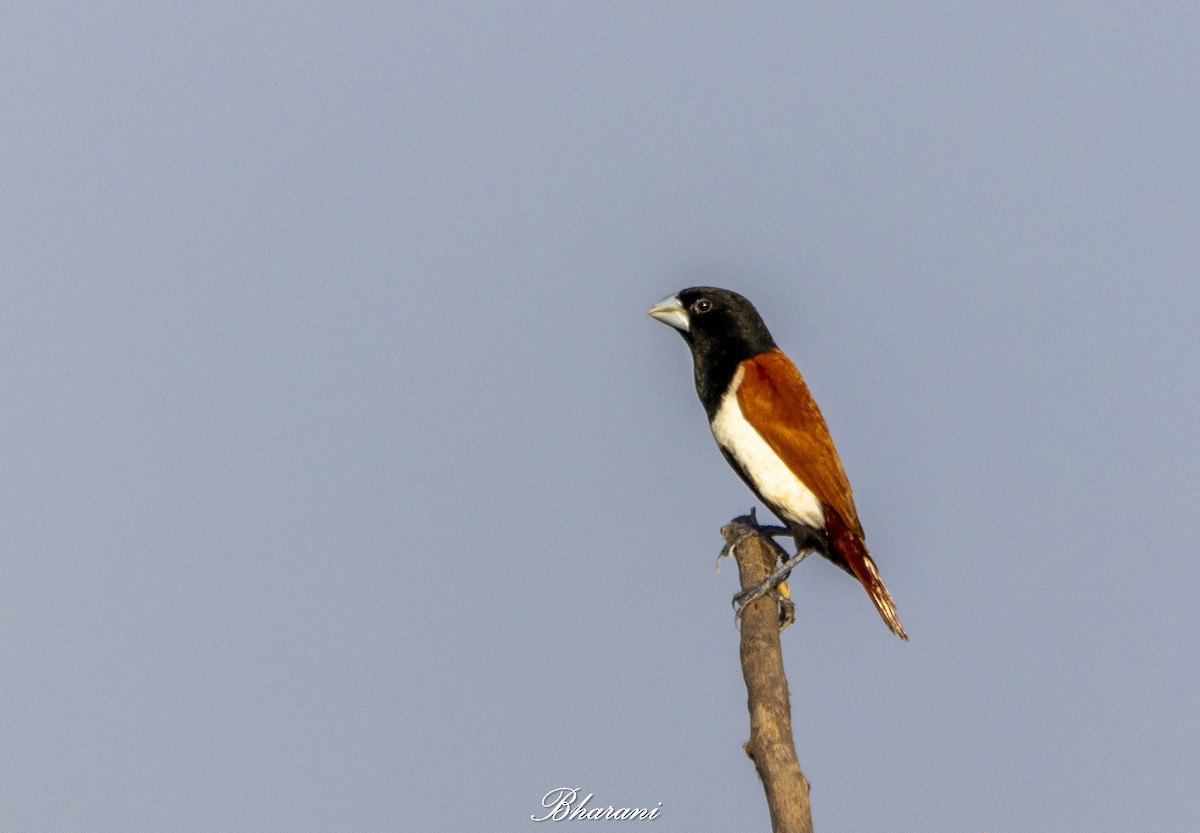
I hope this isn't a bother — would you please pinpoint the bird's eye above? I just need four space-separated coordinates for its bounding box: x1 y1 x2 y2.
693 298 713 314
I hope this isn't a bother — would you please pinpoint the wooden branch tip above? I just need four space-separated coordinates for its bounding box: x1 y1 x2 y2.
720 515 812 833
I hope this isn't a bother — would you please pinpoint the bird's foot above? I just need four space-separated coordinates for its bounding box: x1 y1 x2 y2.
715 509 791 574
732 549 811 630
758 525 792 538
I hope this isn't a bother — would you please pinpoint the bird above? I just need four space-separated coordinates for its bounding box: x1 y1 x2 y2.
648 287 907 640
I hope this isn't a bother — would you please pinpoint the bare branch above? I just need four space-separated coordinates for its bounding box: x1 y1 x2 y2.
721 514 813 833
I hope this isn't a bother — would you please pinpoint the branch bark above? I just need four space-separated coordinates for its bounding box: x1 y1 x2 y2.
721 514 813 833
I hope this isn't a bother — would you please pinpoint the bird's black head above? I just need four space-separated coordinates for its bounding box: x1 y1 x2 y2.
648 286 777 416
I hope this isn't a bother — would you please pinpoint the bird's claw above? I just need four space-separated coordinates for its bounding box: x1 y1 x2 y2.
716 525 757 575
732 582 795 630
731 548 812 631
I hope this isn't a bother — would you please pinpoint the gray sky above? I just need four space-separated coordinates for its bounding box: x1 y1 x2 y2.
4 3 1199 831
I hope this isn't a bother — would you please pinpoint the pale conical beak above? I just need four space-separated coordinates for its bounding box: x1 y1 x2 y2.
647 295 689 332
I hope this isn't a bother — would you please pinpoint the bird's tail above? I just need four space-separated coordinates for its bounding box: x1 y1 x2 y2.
825 512 908 640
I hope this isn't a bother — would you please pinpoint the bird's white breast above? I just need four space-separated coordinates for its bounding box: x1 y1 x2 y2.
710 366 825 530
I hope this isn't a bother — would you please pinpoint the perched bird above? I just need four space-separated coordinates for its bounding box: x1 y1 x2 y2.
649 287 906 640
